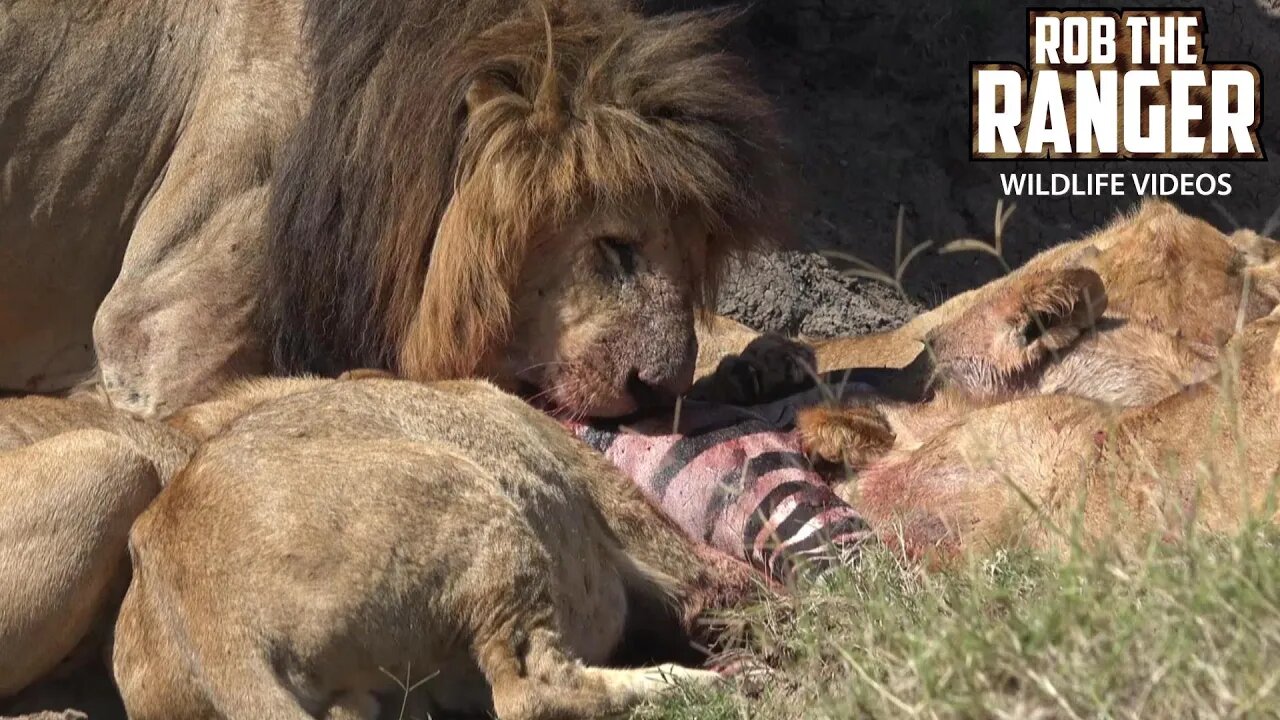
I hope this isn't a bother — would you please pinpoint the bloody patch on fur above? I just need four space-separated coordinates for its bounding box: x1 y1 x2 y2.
878 511 962 567
854 460 965 564
854 460 918 518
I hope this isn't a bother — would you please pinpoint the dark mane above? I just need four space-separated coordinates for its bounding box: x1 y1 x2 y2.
263 0 786 378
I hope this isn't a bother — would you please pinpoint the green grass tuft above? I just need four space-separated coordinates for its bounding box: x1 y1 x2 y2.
635 530 1280 719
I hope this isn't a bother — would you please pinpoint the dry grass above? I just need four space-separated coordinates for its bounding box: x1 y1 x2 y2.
823 198 1018 296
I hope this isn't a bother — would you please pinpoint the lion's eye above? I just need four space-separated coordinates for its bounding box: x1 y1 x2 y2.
597 236 638 277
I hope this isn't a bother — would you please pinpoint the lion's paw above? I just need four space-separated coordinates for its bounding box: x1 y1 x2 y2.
689 333 816 406
796 402 896 469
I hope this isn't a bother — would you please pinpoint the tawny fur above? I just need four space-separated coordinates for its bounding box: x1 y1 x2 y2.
797 404 896 469
789 203 1280 561
692 201 1269 407
807 200 1280 376
0 380 346 702
0 395 195 699
3 0 785 419
795 202 1280 466
263 0 787 418
855 308 1280 562
113 378 761 720
1 0 306 416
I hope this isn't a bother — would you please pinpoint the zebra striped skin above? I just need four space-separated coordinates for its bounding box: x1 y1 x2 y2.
564 388 875 583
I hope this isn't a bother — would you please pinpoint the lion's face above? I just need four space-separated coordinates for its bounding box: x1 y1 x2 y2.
502 199 708 418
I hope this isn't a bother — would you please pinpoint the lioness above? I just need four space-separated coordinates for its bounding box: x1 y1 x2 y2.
773 201 1280 464
693 200 1280 409
854 306 1280 560
788 203 1280 558
814 200 1279 374
113 378 757 720
3 0 784 418
0 393 192 700
3 376 760 712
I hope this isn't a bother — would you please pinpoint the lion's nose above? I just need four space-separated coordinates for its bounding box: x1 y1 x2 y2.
626 370 678 411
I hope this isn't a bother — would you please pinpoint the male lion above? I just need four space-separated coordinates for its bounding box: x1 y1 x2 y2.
2 0 783 418
113 378 758 720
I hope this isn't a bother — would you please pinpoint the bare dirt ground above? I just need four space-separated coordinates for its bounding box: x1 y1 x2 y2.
648 0 1280 338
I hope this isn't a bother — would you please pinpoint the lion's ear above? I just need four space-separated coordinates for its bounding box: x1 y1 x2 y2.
398 180 528 382
1012 268 1107 356
465 74 511 116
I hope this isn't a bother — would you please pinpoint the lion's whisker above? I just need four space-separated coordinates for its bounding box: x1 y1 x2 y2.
517 361 571 375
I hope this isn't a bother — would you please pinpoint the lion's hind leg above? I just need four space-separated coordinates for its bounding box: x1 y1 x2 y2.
480 628 720 720
474 530 721 720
